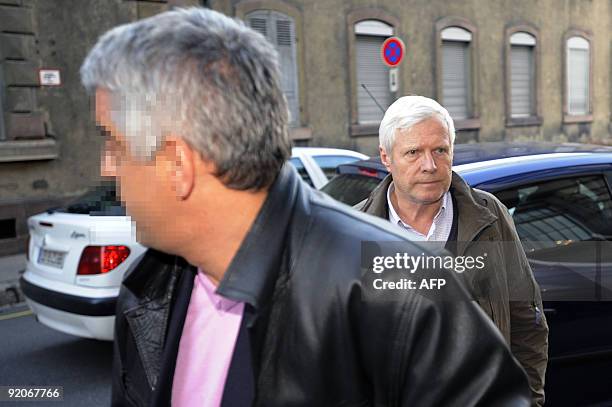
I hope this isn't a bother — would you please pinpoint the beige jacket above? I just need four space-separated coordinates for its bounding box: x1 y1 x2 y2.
357 172 549 407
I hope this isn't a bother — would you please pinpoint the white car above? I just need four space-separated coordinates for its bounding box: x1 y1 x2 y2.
289 147 369 188
20 184 146 341
20 147 368 340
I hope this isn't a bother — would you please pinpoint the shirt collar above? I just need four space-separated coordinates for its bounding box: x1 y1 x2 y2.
197 268 242 312
215 163 299 310
387 181 450 233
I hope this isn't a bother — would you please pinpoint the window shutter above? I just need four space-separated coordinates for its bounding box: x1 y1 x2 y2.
442 40 470 120
356 35 391 123
510 45 534 117
273 13 299 126
248 14 268 38
247 10 300 126
568 47 589 115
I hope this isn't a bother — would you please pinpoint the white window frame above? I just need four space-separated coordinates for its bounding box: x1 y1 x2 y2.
509 32 537 118
354 19 394 124
566 36 590 116
354 20 393 37
246 9 300 127
441 26 472 42
440 26 472 120
510 32 536 46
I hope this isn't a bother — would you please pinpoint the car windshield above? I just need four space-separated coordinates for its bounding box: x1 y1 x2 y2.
57 182 126 216
321 174 382 206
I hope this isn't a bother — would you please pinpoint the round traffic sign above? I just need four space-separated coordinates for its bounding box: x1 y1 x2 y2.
381 37 405 67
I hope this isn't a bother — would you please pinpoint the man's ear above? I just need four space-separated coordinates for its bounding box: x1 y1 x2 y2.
379 146 392 171
158 136 195 200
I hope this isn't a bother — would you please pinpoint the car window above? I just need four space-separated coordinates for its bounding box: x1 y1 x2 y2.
495 175 612 261
321 174 382 206
289 157 314 187
312 155 364 179
61 182 126 216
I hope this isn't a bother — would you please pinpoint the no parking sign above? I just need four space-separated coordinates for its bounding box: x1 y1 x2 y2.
381 37 405 67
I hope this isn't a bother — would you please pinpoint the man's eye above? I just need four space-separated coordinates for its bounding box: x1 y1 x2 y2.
407 149 417 155
436 148 447 154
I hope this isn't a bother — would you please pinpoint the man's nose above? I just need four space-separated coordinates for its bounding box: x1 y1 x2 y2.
420 152 437 173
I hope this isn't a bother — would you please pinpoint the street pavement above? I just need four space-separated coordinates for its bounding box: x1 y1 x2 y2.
0 253 112 406
0 308 112 406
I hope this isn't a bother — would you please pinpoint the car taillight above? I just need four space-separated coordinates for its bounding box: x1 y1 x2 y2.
77 245 130 275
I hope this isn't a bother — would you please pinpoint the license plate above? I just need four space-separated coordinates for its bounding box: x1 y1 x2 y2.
38 249 66 269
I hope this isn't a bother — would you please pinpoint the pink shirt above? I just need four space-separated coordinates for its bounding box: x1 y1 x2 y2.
172 269 245 407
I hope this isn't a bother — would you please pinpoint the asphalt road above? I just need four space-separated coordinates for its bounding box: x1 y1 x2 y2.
0 305 112 406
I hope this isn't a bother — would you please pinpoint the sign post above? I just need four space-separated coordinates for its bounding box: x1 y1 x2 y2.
381 37 404 94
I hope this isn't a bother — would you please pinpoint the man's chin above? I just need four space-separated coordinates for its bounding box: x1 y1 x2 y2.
413 192 445 205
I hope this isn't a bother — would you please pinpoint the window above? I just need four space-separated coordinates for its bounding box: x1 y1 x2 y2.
354 20 393 124
566 35 591 117
496 176 612 255
0 218 16 239
321 173 382 206
63 182 125 216
509 32 537 118
247 10 300 126
312 155 364 180
289 157 313 187
496 175 612 301
440 27 472 120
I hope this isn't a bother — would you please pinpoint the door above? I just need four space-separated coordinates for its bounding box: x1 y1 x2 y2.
493 173 612 405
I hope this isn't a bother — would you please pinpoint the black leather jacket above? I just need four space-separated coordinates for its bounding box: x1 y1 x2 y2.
111 164 531 406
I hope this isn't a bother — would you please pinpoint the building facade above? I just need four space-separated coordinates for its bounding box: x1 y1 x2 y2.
212 0 612 152
0 0 611 255
0 0 200 255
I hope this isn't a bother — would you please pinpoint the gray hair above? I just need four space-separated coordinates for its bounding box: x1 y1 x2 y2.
80 7 291 190
378 96 456 154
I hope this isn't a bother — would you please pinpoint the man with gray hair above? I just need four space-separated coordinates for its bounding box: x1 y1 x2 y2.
358 95 549 406
81 8 532 406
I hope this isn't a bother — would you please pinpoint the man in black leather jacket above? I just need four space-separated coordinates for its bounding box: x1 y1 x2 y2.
79 7 531 406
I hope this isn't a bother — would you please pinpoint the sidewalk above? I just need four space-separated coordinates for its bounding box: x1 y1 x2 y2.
0 253 26 307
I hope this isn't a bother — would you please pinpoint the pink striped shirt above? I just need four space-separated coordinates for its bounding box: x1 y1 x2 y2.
171 269 244 407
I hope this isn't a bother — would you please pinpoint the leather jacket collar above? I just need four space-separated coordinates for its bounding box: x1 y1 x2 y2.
122 163 301 310
117 163 302 397
216 163 299 309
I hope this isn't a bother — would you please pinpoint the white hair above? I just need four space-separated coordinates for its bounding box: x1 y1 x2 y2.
378 96 456 154
80 7 291 190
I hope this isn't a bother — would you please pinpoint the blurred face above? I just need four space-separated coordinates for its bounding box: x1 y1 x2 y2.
380 117 453 205
95 88 184 250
